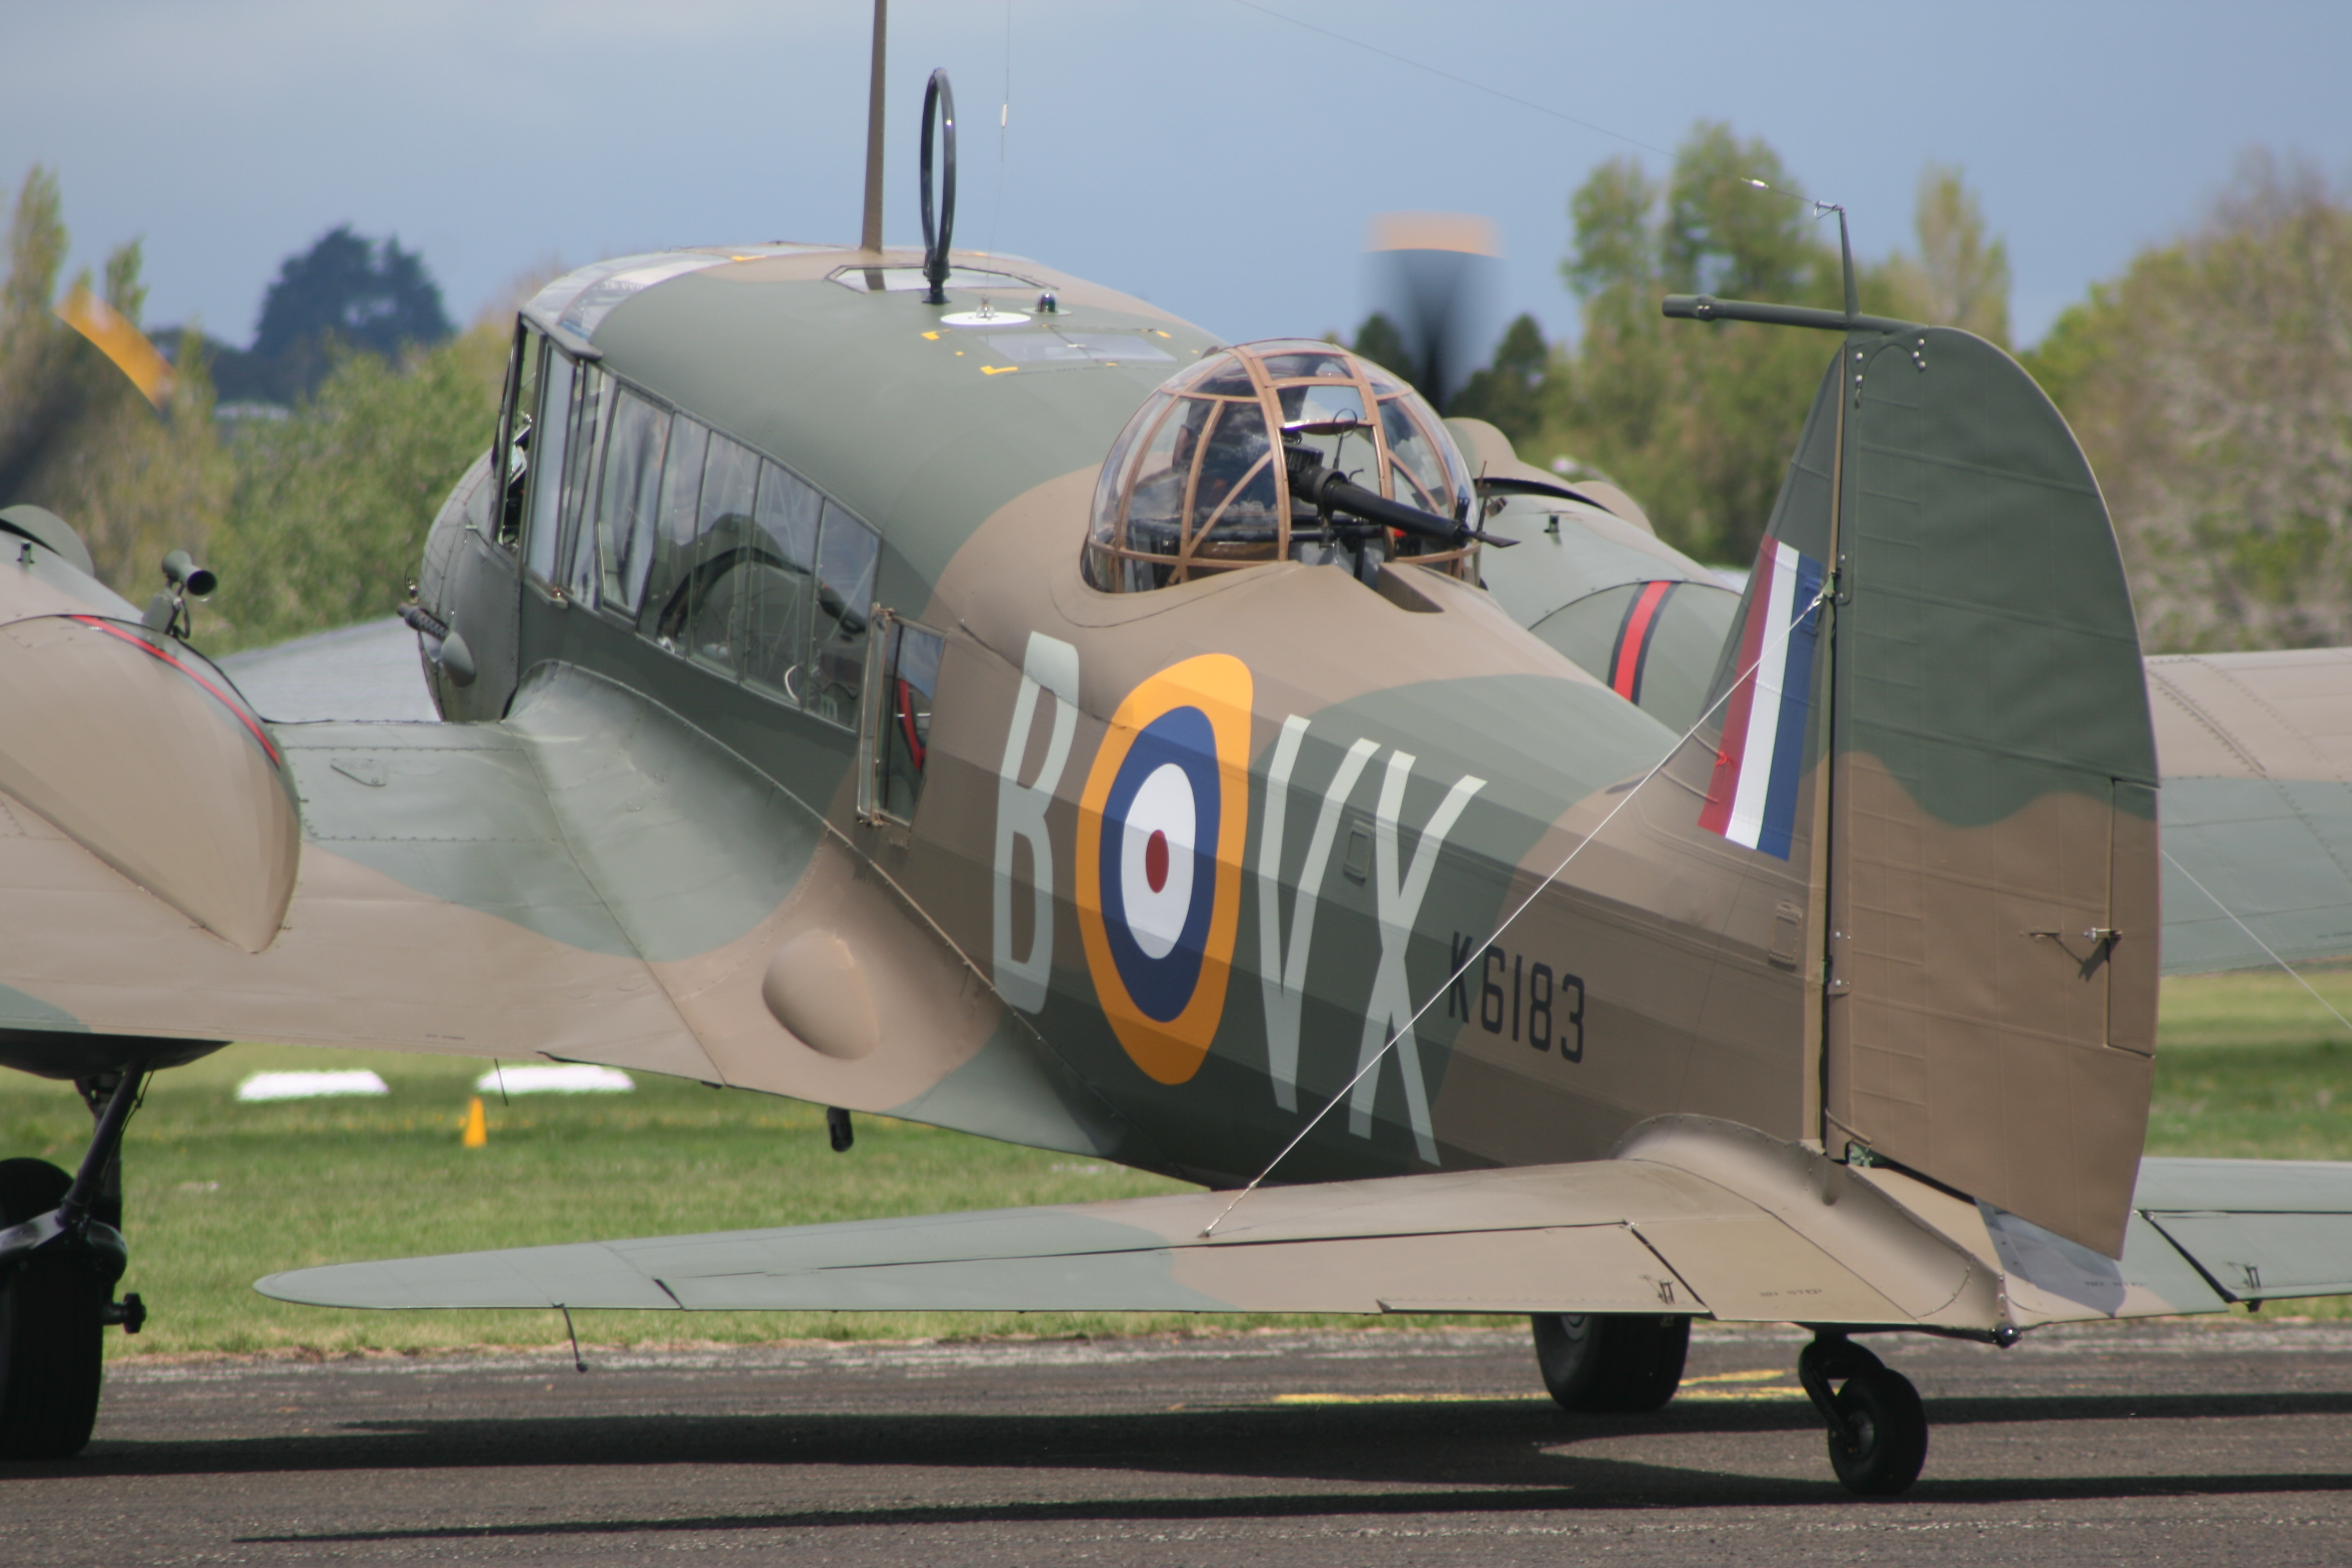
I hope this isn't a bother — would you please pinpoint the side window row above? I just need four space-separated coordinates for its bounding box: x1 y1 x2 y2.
505 327 881 730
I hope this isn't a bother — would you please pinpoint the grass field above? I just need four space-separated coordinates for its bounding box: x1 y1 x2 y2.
4 969 2348 1357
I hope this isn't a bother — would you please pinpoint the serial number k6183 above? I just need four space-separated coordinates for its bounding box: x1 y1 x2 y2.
1448 935 1584 1062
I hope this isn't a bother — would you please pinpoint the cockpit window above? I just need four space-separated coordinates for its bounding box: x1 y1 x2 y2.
1258 349 1354 381
596 387 668 615
1379 390 1454 515
1083 339 1476 593
736 460 822 704
1278 381 1367 431
686 434 762 672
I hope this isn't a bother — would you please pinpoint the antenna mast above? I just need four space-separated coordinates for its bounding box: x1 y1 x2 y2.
860 0 888 253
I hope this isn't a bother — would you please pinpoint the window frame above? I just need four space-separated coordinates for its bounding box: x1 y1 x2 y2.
856 609 946 826
542 360 885 731
490 321 538 549
522 345 581 592
592 382 672 624
556 363 612 607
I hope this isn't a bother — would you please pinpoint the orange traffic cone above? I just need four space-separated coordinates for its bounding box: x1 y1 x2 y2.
462 1096 487 1148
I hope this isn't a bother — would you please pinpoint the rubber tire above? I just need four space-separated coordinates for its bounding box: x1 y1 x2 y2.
0 1157 103 1462
1825 1364 1928 1496
1532 1313 1690 1413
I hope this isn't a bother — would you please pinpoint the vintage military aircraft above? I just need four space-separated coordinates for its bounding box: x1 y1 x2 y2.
5 27 2352 1496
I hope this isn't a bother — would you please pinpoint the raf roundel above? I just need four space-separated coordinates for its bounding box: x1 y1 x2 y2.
1076 655 1254 1085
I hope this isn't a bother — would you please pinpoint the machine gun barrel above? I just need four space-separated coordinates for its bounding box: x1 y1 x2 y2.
1285 449 1465 543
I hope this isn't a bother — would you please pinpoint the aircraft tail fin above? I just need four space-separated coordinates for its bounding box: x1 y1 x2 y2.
1707 325 2159 1258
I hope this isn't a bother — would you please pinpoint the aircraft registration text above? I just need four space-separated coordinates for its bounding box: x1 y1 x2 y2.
1450 935 1584 1062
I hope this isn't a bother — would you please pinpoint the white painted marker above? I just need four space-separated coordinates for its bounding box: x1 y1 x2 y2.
236 1071 390 1103
474 1065 633 1095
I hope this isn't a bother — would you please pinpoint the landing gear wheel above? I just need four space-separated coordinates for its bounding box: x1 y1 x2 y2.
0 1157 104 1462
1824 1365 1927 1497
1531 1312 1690 1413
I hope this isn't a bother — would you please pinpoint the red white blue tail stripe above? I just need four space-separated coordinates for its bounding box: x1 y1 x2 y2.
1699 538 1823 860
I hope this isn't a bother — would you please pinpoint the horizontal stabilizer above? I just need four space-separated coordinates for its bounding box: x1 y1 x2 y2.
2135 1156 2352 1301
260 1117 2001 1329
1981 1155 2352 1324
261 1132 2352 1332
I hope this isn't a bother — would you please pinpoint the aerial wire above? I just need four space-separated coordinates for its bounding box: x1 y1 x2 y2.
1203 577 1833 1236
987 0 1011 256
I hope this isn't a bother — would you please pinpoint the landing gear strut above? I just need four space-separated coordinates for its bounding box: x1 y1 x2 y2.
1530 1312 1690 1413
1798 1331 1928 1495
0 1066 150 1461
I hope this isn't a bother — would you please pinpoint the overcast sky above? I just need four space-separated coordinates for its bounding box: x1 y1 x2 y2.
6 0 2347 361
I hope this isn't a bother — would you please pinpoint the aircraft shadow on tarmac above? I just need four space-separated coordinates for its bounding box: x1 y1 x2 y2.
34 1392 2352 1541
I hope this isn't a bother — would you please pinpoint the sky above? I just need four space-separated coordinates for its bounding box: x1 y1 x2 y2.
5 0 2348 363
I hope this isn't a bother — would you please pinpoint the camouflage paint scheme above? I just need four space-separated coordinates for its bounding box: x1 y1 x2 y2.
445 247 1823 1196
1445 417 1742 737
5 246 2351 1340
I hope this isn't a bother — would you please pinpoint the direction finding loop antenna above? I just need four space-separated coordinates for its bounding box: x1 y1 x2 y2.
920 68 958 304
1201 577 1834 1238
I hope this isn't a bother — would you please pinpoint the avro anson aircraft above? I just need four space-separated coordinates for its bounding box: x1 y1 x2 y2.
5 30 2352 1495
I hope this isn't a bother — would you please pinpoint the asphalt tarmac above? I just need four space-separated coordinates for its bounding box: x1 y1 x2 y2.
7 1319 2350 1566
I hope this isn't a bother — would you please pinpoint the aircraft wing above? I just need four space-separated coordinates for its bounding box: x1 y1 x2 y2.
0 589 1120 1166
2153 648 2352 973
0 661 722 1080
0 564 705 1077
258 1121 2352 1333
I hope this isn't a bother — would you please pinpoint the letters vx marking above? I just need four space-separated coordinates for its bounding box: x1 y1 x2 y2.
1347 750 1484 1163
1255 716 1379 1112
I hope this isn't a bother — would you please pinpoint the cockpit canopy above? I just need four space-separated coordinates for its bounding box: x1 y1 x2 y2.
1084 340 1477 593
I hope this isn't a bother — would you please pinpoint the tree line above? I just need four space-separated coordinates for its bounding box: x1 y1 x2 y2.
4 141 2347 658
2030 152 2351 652
1366 126 2348 655
0 166 501 652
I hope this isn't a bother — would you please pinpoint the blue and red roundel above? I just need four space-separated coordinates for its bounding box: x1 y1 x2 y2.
1076 655 1253 1085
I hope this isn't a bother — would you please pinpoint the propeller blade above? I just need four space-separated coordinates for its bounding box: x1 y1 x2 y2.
55 284 175 411
1364 212 1499 414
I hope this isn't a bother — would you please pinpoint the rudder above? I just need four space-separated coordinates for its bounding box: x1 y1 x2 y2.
1713 325 2158 1258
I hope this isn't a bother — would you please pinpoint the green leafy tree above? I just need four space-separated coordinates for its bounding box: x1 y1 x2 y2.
1348 310 1413 384
1658 123 1825 302
1 166 90 505
1912 165 2012 346
1874 165 2012 345
1 168 505 651
246 224 454 403
1530 131 2014 566
2027 152 2352 651
0 167 232 595
209 325 503 648
1446 313 1557 445
1540 124 1843 564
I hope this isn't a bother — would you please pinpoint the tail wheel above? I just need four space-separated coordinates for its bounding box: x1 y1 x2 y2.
1531 1312 1690 1413
1825 1364 1929 1496
0 1157 103 1462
